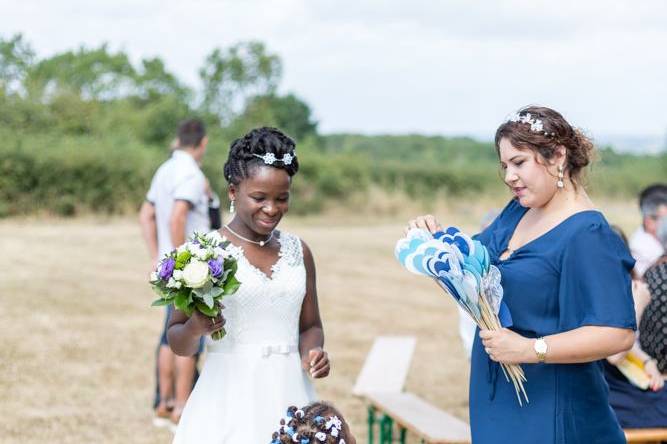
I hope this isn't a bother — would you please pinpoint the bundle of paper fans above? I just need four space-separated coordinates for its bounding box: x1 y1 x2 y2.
395 226 528 405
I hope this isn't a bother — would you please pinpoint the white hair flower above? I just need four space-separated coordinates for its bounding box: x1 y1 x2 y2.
507 112 546 135
530 120 544 132
326 416 342 431
252 152 295 165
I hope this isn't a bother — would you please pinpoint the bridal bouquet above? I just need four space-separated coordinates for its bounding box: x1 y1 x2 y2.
150 231 241 340
395 227 528 405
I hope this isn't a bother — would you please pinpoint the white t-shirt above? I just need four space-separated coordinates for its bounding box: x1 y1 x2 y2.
146 150 210 258
629 227 664 277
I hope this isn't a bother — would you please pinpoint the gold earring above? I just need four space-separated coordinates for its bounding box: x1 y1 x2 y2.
557 166 564 189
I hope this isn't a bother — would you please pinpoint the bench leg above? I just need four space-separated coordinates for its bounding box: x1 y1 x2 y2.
399 427 407 444
367 406 376 444
380 414 393 444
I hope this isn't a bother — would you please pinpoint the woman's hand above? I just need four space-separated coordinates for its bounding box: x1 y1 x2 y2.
404 214 443 235
185 305 226 337
632 280 651 324
303 347 330 379
480 328 534 364
644 359 665 391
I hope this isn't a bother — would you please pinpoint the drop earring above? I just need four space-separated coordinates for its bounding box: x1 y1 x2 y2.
557 165 564 189
229 200 235 213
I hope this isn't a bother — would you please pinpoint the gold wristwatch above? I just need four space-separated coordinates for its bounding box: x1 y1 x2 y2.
534 337 548 363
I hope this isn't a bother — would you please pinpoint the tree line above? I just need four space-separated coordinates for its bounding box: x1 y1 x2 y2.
0 34 664 217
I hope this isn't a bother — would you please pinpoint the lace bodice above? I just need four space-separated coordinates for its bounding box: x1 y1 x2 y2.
206 231 306 349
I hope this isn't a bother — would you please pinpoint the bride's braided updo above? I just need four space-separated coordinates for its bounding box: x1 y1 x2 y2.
270 402 350 444
223 127 299 185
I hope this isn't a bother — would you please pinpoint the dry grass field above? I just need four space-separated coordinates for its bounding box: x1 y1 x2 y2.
0 198 639 443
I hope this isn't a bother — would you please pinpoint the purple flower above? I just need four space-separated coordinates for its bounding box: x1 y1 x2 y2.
159 257 175 280
208 259 224 278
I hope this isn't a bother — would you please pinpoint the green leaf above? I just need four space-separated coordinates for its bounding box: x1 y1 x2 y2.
151 285 168 298
151 298 171 307
224 258 238 274
223 275 241 295
195 302 218 317
192 281 213 298
201 281 213 294
212 286 225 297
173 288 189 299
203 293 214 308
174 291 190 313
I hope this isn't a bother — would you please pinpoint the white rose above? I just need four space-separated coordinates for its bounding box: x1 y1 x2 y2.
177 243 188 254
166 277 182 289
182 260 210 288
172 270 184 281
150 271 159 282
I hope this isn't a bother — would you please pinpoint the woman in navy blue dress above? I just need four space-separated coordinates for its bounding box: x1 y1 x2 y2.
408 106 636 443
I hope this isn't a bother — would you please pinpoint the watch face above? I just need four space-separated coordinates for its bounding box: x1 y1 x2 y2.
535 340 548 354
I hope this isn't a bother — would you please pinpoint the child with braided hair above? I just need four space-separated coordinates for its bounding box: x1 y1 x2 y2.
270 403 357 444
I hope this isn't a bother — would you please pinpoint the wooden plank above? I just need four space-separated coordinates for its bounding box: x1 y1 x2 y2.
625 428 667 443
367 392 471 444
352 336 416 396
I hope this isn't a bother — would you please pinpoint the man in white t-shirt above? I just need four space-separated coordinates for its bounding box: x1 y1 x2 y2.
139 119 211 428
629 184 667 277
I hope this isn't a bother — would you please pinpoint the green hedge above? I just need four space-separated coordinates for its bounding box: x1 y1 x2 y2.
0 131 664 217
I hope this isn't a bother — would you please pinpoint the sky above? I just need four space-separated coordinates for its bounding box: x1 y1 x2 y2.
1 0 666 146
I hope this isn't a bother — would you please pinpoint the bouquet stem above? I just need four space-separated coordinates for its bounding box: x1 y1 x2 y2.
211 323 226 341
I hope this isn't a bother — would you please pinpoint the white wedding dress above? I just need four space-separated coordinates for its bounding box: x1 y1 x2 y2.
173 232 317 444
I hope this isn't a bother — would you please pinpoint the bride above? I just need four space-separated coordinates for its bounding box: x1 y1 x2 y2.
167 127 330 443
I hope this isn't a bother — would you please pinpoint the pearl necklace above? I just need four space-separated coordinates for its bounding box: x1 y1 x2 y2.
223 224 274 247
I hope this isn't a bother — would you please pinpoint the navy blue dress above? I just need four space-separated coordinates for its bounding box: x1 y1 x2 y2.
604 361 667 428
470 200 636 444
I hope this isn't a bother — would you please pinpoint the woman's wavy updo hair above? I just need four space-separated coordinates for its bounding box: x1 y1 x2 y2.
223 127 299 185
271 402 350 444
494 106 595 185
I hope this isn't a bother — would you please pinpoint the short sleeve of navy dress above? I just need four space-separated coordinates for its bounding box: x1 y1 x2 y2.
470 199 636 444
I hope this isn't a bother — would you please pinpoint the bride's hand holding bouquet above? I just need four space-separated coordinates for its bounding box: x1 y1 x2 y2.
184 305 227 339
150 230 241 340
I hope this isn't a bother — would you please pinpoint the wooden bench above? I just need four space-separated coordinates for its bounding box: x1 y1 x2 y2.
353 336 416 396
367 392 471 444
624 428 667 444
354 336 471 444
